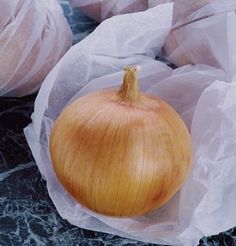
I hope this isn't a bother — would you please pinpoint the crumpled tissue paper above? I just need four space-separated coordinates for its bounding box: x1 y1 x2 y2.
164 0 236 76
0 0 72 97
25 3 236 245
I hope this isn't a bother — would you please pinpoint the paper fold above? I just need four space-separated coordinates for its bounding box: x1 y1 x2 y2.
25 3 236 245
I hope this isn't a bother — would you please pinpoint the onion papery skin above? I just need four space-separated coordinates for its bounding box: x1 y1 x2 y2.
50 87 192 217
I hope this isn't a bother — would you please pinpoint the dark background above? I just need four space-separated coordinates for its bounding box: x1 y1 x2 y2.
0 1 235 245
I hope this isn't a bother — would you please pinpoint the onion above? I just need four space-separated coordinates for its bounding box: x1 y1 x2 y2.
50 67 192 217
163 0 219 66
69 0 149 22
172 0 213 24
164 27 192 66
149 0 174 8
0 0 72 97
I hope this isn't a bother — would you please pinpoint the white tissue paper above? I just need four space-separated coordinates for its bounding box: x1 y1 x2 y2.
69 0 174 22
149 0 174 8
164 0 236 76
69 0 148 22
25 3 236 246
0 0 72 97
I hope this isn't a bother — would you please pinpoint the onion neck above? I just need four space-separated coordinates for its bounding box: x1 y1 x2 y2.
117 66 141 105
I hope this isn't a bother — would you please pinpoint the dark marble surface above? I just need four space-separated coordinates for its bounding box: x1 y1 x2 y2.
0 95 236 246
0 1 236 245
60 0 98 44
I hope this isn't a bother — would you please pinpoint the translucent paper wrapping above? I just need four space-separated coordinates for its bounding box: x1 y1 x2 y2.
25 4 236 246
164 0 236 75
149 0 174 8
69 0 148 22
69 0 174 22
0 0 72 97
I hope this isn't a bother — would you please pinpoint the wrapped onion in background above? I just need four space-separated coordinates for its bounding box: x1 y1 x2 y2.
69 0 174 22
0 0 72 97
25 3 236 245
69 0 148 22
164 0 236 75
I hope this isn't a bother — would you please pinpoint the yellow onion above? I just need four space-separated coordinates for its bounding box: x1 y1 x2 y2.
164 0 215 66
164 27 192 66
172 0 213 24
50 67 192 217
0 0 72 96
70 0 148 22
